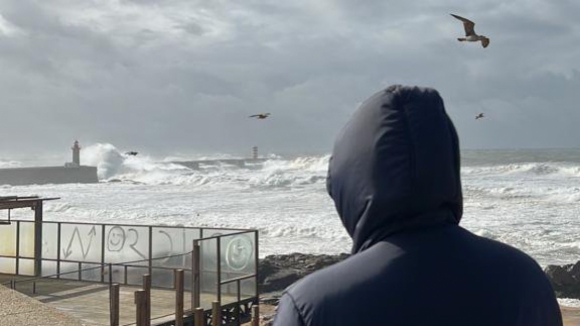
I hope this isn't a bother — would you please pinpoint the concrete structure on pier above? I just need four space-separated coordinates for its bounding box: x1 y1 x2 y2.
0 141 98 186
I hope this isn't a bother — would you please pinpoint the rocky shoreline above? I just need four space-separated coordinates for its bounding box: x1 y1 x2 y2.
258 253 580 300
254 254 580 325
259 252 350 294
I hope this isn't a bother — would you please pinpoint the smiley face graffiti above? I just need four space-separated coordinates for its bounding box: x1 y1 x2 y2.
225 235 253 271
107 226 126 252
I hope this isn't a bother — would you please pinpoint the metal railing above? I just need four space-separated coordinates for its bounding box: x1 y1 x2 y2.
1 219 259 325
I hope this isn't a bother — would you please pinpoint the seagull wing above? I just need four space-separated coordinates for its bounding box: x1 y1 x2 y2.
249 114 259 118
451 14 476 36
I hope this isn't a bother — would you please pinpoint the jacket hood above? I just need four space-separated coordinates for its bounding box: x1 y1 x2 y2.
327 85 463 253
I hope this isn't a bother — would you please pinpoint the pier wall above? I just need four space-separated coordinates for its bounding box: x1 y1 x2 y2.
0 166 98 186
172 158 267 170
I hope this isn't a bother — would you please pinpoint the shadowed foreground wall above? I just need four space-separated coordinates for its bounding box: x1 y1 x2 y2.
0 166 98 185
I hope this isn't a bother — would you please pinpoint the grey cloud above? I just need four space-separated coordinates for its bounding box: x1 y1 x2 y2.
1 0 579 157
177 22 205 36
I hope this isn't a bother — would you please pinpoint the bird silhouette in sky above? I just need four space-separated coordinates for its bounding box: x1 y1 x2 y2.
249 113 271 119
475 113 485 120
125 151 138 156
451 14 490 48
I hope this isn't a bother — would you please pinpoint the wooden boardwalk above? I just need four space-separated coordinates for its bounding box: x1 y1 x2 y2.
0 275 241 326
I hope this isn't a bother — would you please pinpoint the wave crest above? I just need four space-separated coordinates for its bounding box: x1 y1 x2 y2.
81 143 330 188
462 162 580 177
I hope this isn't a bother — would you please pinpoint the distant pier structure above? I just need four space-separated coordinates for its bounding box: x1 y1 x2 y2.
0 141 98 186
172 146 266 170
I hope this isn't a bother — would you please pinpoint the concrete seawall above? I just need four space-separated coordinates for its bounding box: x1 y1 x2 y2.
0 166 98 186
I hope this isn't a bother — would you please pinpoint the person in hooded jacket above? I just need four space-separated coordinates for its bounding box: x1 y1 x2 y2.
273 85 562 326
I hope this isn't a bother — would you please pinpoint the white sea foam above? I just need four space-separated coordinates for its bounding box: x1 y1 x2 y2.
82 143 127 179
558 298 580 307
2 146 580 270
78 143 331 189
473 229 498 240
463 162 580 178
0 160 22 168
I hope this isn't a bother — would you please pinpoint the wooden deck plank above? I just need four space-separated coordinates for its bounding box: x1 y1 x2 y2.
1 275 248 326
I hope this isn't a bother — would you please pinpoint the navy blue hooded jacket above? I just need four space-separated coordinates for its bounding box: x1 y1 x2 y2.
273 85 562 326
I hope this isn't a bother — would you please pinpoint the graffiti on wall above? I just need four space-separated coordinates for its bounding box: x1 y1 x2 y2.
62 226 96 259
59 224 254 270
105 226 150 259
208 232 254 271
225 235 253 271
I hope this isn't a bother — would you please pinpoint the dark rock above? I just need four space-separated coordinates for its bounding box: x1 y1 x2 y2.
258 259 279 285
259 253 580 303
544 261 580 299
261 269 302 293
258 253 349 294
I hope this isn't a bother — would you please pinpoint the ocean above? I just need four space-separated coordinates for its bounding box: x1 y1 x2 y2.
2 144 580 268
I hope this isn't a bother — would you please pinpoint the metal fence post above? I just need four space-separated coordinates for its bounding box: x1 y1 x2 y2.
216 237 221 303
254 230 259 298
33 201 43 277
101 224 106 283
108 263 113 285
148 226 153 276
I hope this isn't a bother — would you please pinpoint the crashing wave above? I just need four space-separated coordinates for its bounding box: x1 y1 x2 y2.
79 143 330 188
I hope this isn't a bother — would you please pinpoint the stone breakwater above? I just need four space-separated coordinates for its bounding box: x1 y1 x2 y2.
0 165 98 186
258 253 580 300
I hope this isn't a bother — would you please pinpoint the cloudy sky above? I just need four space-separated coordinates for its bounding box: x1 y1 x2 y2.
1 0 579 157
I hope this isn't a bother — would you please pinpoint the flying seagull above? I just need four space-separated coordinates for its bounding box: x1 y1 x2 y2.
475 113 484 120
125 151 138 156
451 14 490 48
249 113 271 119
